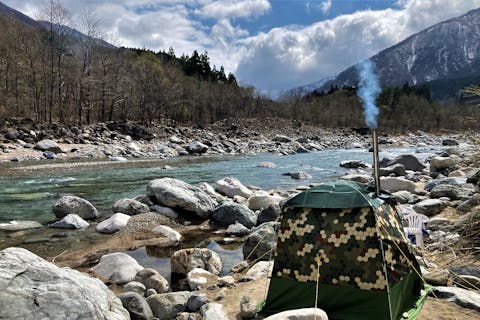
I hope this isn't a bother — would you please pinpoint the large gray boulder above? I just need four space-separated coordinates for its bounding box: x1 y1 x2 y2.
248 191 282 211
380 177 417 193
257 204 282 225
215 177 253 199
96 213 131 234
147 178 216 219
34 139 62 153
384 154 425 172
243 222 279 261
0 220 42 231
170 248 222 275
430 156 456 172
413 199 447 216
52 195 98 220
424 177 466 191
211 202 257 228
118 292 154 320
263 308 329 320
49 213 89 229
432 286 480 311
430 184 472 200
113 198 150 216
0 247 129 320
146 291 191 320
457 194 480 213
379 164 406 177
187 141 208 154
91 252 143 285
241 261 274 281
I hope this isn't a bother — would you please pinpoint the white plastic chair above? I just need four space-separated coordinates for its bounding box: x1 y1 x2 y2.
402 213 429 246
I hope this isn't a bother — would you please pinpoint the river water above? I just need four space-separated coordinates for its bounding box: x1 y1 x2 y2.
0 146 441 224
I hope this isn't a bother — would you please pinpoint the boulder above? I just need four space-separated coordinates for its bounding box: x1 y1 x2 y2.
243 222 278 261
263 308 329 320
200 303 228 320
146 291 191 320
0 247 129 320
91 252 143 285
423 269 450 286
380 177 417 193
413 199 447 216
118 292 154 320
392 190 414 204
43 150 56 159
240 296 257 318
432 286 480 311
186 268 218 290
151 205 179 219
384 154 425 172
257 204 282 225
290 171 312 180
52 195 98 220
187 294 208 312
96 213 131 234
123 281 146 295
241 261 273 281
197 182 225 202
248 191 282 211
187 141 208 154
339 160 368 169
340 174 373 184
49 213 89 229
152 225 182 243
0 220 42 231
171 248 222 275
215 177 253 199
135 268 169 294
147 178 216 219
430 157 456 172
226 222 251 236
272 135 292 143
424 177 466 191
113 198 150 216
457 194 480 213
257 161 276 168
34 139 62 153
442 139 459 146
379 164 406 177
212 202 257 228
430 184 471 200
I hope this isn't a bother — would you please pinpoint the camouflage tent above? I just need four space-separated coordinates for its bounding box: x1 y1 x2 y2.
261 181 425 320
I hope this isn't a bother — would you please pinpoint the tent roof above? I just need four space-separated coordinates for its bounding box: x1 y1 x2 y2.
285 180 384 209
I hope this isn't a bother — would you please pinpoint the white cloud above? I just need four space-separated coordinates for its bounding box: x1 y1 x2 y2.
321 0 332 15
196 0 271 20
236 0 480 94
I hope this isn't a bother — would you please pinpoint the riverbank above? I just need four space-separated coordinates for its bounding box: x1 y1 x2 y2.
0 118 474 164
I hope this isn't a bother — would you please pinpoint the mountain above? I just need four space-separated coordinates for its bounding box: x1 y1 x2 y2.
284 76 335 98
0 1 114 49
0 1 42 29
316 7 480 98
38 21 116 49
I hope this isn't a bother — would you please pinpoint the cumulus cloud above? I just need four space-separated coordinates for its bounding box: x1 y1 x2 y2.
321 0 332 15
236 0 480 94
196 0 271 19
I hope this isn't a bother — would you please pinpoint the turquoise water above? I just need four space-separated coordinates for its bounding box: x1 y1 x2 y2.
0 147 439 223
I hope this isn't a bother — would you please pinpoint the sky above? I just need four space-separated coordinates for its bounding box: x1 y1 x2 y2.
4 0 480 95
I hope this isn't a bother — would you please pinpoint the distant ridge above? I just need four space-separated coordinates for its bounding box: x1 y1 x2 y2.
0 1 42 29
313 7 480 98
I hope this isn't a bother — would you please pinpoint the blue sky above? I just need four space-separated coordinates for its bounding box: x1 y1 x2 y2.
4 0 480 94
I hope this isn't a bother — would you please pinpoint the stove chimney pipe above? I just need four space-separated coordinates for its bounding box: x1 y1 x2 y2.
373 129 381 197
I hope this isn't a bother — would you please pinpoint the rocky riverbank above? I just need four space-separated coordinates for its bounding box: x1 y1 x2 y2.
0 123 479 319
0 118 474 163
